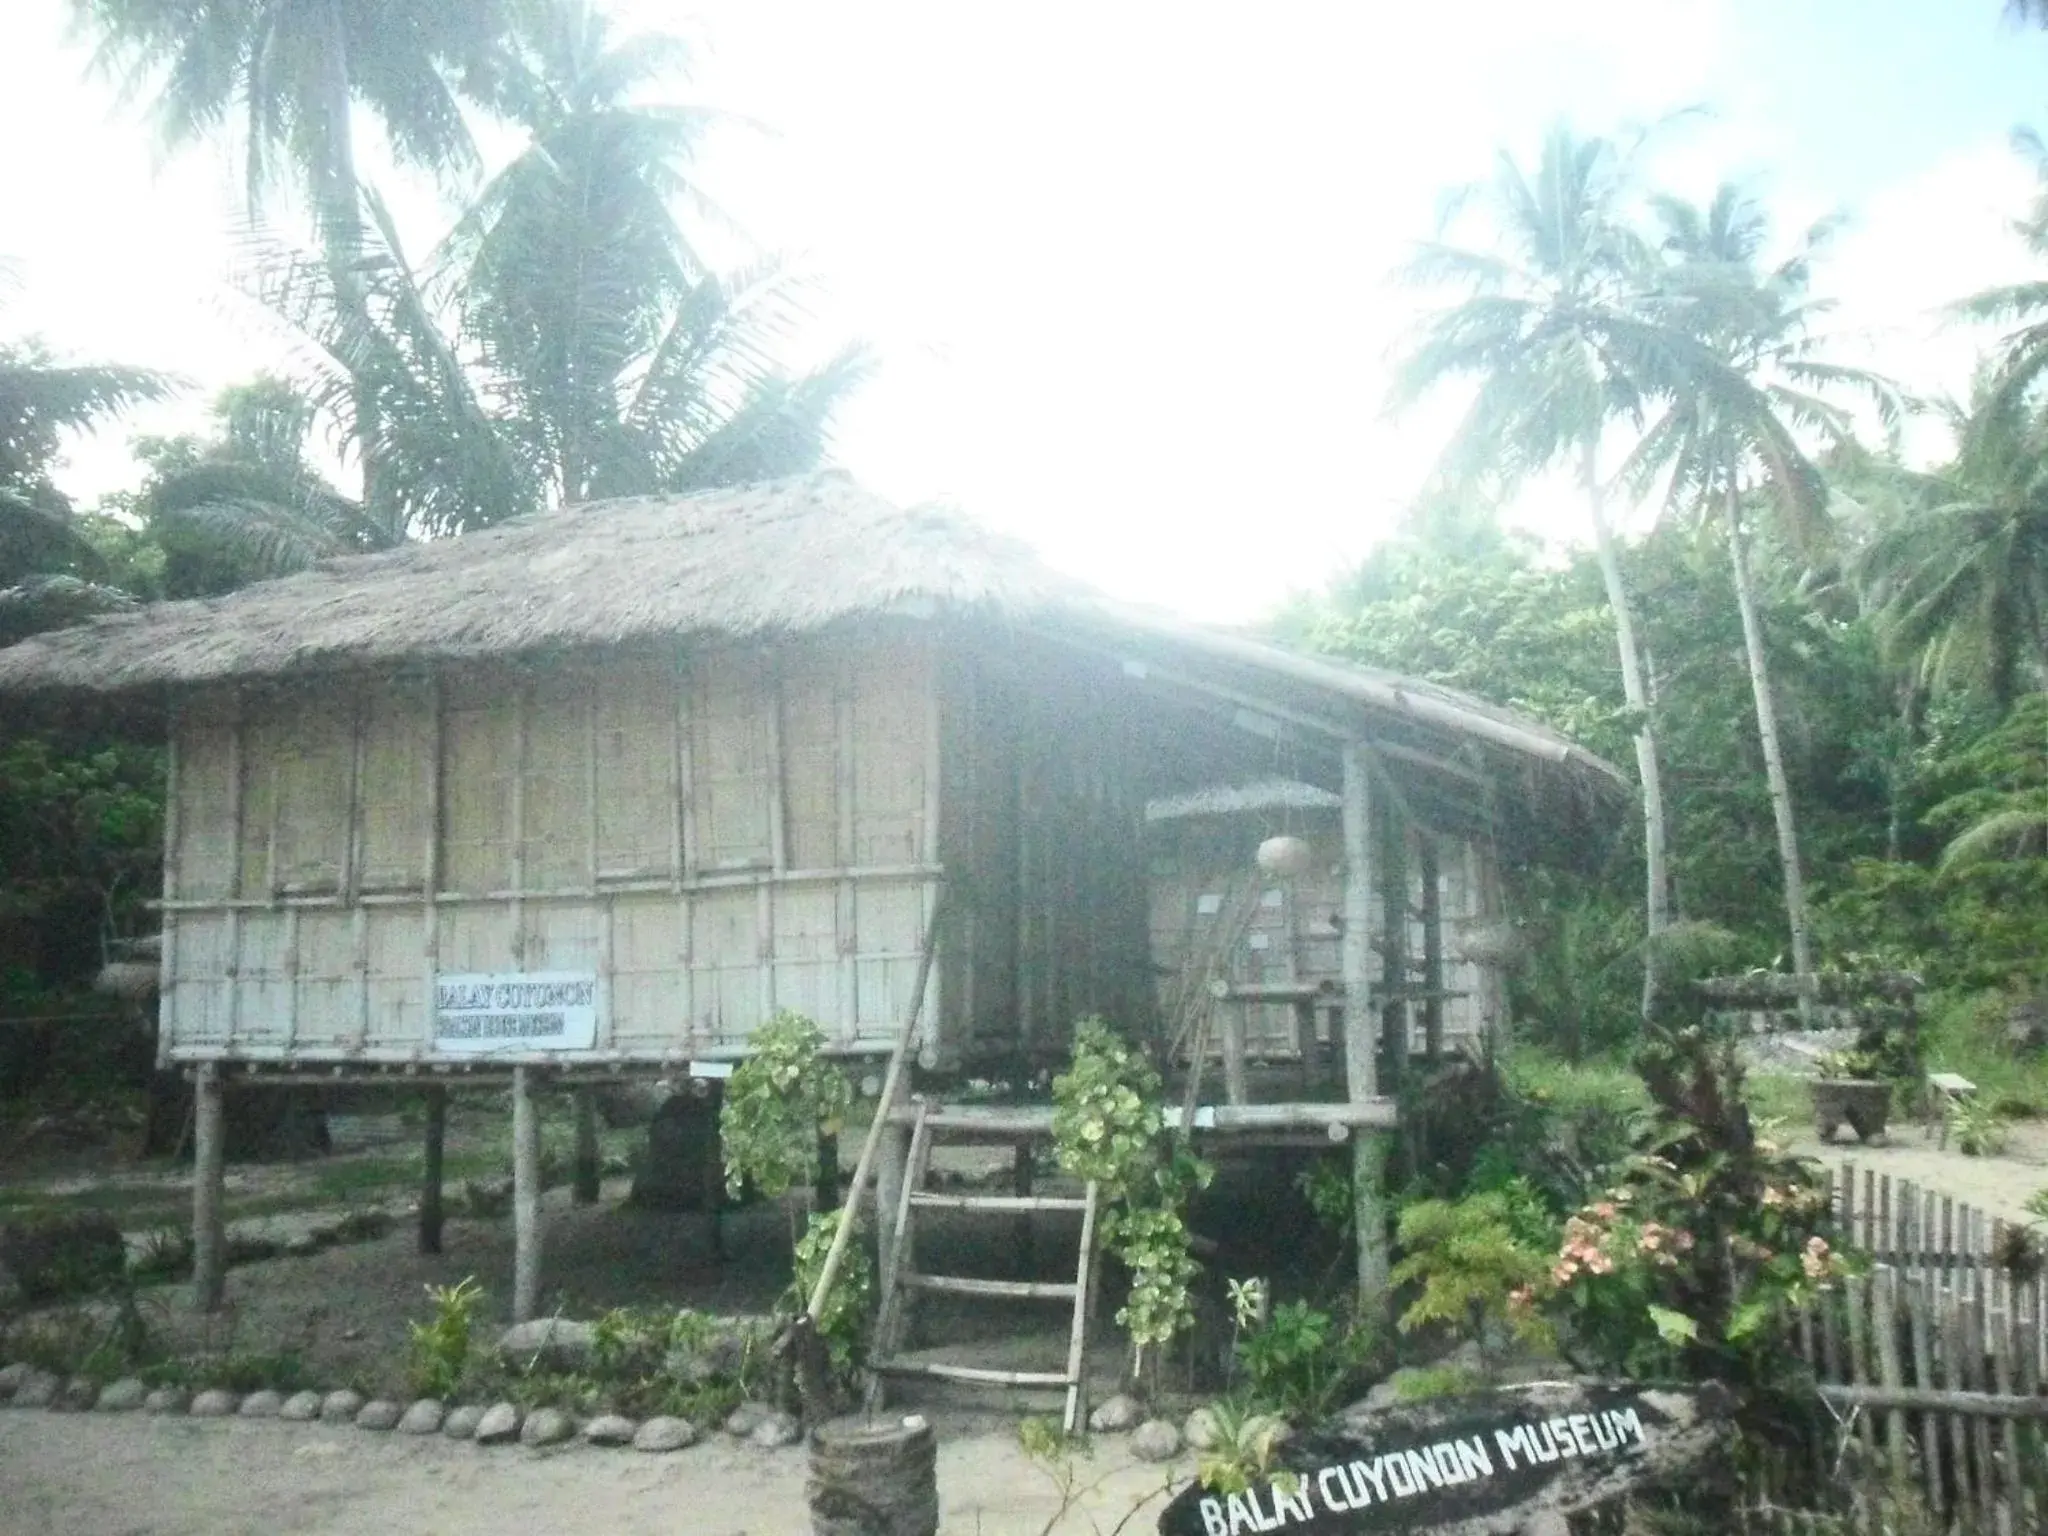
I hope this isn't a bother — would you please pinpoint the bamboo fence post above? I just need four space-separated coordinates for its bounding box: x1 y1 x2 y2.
2018 1312 2041 1531
1871 1266 1910 1489
1943 1285 1979 1520
1845 1271 1878 1467
1991 1286 2021 1536
1907 1275 1946 1521
1964 1289 1997 1530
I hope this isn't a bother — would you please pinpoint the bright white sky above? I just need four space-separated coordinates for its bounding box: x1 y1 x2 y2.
3 0 2047 621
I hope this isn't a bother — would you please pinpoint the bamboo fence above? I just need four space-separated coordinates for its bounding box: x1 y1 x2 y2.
1738 1165 2048 1533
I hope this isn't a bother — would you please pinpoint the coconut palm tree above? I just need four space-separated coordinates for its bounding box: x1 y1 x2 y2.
1390 124 1677 1018
134 375 385 596
1857 384 2048 710
70 0 519 535
1632 184 1903 993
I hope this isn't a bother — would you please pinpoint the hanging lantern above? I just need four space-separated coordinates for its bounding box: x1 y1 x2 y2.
1255 834 1315 880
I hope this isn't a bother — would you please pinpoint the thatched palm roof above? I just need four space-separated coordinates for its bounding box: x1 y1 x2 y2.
0 472 1622 800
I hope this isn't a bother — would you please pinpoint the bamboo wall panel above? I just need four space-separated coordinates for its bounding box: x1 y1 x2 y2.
779 652 841 872
171 707 236 899
168 913 231 1044
771 884 839 1028
609 895 687 1052
694 652 774 870
441 686 517 893
852 647 929 866
854 880 927 1030
435 906 517 975
291 912 355 1048
690 888 761 1041
269 704 353 895
232 911 291 1046
521 674 591 891
358 680 432 893
522 905 602 973
593 664 676 882
362 909 428 1049
235 710 280 898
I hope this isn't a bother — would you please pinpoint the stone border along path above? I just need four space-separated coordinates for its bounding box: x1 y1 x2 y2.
0 1358 804 1456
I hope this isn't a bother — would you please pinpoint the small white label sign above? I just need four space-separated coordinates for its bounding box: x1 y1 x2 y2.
433 972 600 1054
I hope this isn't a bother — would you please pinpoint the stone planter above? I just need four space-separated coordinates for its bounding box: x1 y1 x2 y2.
1812 1079 1890 1145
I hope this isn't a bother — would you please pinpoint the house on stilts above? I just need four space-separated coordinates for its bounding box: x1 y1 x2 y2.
0 471 1623 1341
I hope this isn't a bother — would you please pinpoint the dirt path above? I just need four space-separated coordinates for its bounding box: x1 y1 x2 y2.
1781 1119 2048 1229
0 1411 1180 1536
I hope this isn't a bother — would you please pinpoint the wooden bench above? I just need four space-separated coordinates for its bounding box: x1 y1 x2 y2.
1927 1071 1977 1148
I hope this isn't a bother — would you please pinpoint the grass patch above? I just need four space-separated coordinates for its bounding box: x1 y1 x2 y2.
1502 1048 1650 1117
1922 991 2048 1120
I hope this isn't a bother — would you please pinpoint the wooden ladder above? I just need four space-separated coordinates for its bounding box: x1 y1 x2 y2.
867 1101 1100 1434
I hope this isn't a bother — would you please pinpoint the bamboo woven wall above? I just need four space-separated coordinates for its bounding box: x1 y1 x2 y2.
159 631 943 1064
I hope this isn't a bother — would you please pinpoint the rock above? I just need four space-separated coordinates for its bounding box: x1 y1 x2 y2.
443 1404 486 1440
583 1414 637 1446
474 1402 522 1445
1130 1419 1183 1463
14 1371 59 1409
1183 1406 1221 1452
748 1410 801 1449
633 1416 699 1453
354 1399 403 1431
495 1318 598 1373
320 1389 365 1423
0 1362 30 1400
239 1389 285 1419
57 1376 100 1411
96 1378 148 1412
398 1399 446 1435
279 1391 323 1422
520 1406 575 1447
190 1389 240 1418
145 1386 191 1414
1089 1393 1143 1434
283 1232 324 1258
724 1400 770 1437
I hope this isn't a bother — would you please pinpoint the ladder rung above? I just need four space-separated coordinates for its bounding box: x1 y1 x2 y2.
902 1272 1078 1301
908 1193 1090 1214
869 1359 1074 1388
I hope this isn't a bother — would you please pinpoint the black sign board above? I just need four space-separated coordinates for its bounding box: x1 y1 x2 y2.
1158 1382 1721 1536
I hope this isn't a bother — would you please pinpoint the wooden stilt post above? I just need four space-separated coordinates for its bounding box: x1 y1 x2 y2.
1012 1143 1037 1274
192 1061 227 1312
419 1086 447 1255
571 1086 601 1206
512 1066 542 1323
1341 744 1390 1307
1420 836 1444 1064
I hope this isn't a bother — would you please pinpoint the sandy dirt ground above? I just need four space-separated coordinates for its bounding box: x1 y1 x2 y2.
0 1409 1181 1536
1783 1118 2048 1228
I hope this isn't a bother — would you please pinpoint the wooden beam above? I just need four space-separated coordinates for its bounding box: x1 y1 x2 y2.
192 1061 226 1311
1341 742 1390 1308
419 1085 447 1254
1378 778 1411 1095
511 1065 542 1322
1420 835 1444 1062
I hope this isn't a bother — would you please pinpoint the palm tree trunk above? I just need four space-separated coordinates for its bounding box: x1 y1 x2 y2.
1582 441 1672 1019
1724 482 1814 1010
315 7 388 542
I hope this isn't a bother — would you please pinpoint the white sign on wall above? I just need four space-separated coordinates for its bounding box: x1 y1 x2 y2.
432 972 601 1054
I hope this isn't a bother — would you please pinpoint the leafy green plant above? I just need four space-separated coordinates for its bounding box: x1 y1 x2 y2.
1389 1191 1555 1370
1294 1158 1353 1239
1946 1094 2009 1157
1051 1018 1213 1379
1232 1298 1372 1421
1192 1399 1299 1500
789 1209 872 1377
406 1276 485 1399
720 1010 852 1202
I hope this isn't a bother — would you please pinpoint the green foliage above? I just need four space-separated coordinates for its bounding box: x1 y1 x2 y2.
789 1209 872 1377
1945 1095 2009 1157
1389 1192 1555 1361
405 1276 485 1399
1192 1400 1300 1500
1392 1364 1485 1402
1051 1019 1213 1371
1233 1299 1373 1421
1293 1158 1354 1240
719 1010 851 1201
